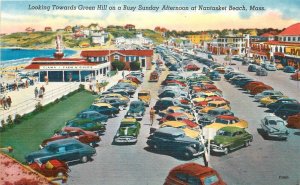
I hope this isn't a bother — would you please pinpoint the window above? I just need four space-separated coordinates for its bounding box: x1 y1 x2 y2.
57 147 66 153
298 37 300 41
175 173 188 182
288 37 291 41
187 175 201 185
293 37 296 41
114 55 120 61
203 175 219 185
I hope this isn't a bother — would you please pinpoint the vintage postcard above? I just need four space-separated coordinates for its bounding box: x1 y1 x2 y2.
0 0 299 185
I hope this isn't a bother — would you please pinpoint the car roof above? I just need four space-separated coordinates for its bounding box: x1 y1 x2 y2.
208 100 227 104
121 118 137 123
155 127 184 136
63 127 84 132
161 97 174 101
161 121 186 127
209 108 228 113
216 115 237 120
131 100 144 105
47 138 80 146
139 90 150 93
220 126 244 133
264 115 284 121
92 103 112 107
79 110 99 114
68 118 96 124
168 106 183 110
171 162 214 176
168 112 185 117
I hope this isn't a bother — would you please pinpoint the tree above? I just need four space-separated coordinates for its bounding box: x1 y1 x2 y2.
111 60 125 70
130 61 141 71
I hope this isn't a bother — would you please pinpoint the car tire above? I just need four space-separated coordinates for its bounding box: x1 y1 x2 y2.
81 156 88 163
183 150 193 160
224 147 229 155
244 140 250 147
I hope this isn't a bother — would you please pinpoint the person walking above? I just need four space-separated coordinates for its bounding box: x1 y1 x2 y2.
2 96 7 110
6 96 12 109
150 107 155 126
39 88 44 99
34 87 38 99
122 70 125 79
41 85 45 94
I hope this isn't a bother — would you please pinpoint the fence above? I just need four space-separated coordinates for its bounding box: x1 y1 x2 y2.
1 82 80 125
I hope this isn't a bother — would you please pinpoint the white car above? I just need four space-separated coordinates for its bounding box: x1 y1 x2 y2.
261 115 289 140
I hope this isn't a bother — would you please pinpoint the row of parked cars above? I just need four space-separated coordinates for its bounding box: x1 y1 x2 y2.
224 70 300 140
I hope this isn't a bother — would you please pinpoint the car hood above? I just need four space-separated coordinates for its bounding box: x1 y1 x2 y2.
265 124 288 132
212 135 232 145
118 127 137 136
26 149 51 160
139 96 150 102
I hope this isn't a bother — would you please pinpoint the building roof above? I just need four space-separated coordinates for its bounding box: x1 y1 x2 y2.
80 50 153 57
266 40 300 46
278 23 300 36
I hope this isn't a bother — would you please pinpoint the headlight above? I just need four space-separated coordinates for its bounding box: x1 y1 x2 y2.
116 133 120 137
191 144 197 148
219 144 223 148
132 133 136 136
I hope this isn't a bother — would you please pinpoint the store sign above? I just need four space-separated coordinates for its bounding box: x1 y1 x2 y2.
285 47 300 56
40 65 97 70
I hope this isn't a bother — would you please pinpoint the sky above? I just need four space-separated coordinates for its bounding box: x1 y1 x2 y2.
0 0 300 34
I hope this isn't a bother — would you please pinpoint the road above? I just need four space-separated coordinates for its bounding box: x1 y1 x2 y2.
66 52 300 185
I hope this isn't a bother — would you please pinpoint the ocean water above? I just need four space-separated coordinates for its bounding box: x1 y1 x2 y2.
0 48 77 67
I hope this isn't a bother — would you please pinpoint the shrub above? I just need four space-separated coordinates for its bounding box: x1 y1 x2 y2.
0 120 5 132
111 60 125 70
54 98 60 104
130 61 141 71
79 84 85 90
14 114 22 124
35 102 43 112
6 115 14 128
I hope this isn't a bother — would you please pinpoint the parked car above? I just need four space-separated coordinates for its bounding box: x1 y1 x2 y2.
274 103 300 119
209 71 221 81
125 100 146 120
147 127 204 159
198 108 234 126
160 121 200 140
276 63 284 70
159 112 195 124
76 110 108 123
114 118 141 144
290 71 300 81
267 98 299 112
214 67 226 74
250 84 273 95
159 106 194 119
283 66 296 73
154 98 191 113
260 116 289 140
41 127 101 148
97 97 127 110
164 162 226 185
256 67 268 76
200 101 231 113
96 93 130 104
210 126 253 155
86 103 119 117
138 90 151 106
287 113 300 129
184 64 200 71
248 64 258 72
149 71 159 82
265 64 277 71
25 138 96 164
260 95 288 106
254 90 283 101
158 90 187 99
65 119 106 135
103 88 130 98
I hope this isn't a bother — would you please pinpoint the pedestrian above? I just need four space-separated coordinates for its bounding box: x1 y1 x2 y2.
2 96 7 110
6 96 12 109
16 81 19 91
122 71 125 79
34 87 38 99
44 75 49 85
25 80 28 88
150 107 155 126
41 85 45 94
39 88 43 99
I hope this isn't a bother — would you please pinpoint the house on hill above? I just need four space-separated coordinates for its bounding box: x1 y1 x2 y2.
44 27 52 32
25 27 35 33
124 24 135 30
64 26 72 32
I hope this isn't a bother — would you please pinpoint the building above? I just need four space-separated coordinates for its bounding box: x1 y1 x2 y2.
115 33 153 47
91 31 109 45
25 35 110 82
64 26 72 32
249 23 300 68
80 49 153 70
44 27 52 32
186 33 212 44
124 24 135 30
208 34 250 56
25 27 35 33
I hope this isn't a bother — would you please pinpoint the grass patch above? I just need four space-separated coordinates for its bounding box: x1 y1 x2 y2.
0 90 95 163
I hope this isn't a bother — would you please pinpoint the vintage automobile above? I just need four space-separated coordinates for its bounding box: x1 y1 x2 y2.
118 79 138 88
210 126 253 155
191 92 219 103
40 127 101 148
200 101 231 114
265 64 277 71
194 96 229 108
159 106 194 119
248 64 258 72
198 108 234 126
29 159 69 182
250 84 273 95
203 115 248 137
114 118 141 144
243 81 265 91
129 71 144 78
25 138 96 164
234 78 254 88
164 162 226 185
147 127 204 159
287 113 300 129
261 115 289 140
276 63 284 70
154 98 191 113
65 119 106 135
162 80 187 87
96 93 130 104
76 110 109 123
149 71 159 82
209 71 221 81
214 67 226 74
159 112 195 124
274 103 300 119
111 83 136 97
126 75 142 84
158 89 188 99
138 90 151 106
224 71 242 80
125 100 146 120
97 97 128 110
184 64 200 71
260 95 288 106
160 121 200 140
290 71 300 81
267 98 299 112
86 103 120 117
283 66 296 73
256 67 268 76
254 90 283 101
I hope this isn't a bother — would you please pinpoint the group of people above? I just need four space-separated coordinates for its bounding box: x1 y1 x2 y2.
34 86 45 99
0 95 12 110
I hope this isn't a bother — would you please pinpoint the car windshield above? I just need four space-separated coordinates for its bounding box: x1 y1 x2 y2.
45 145 57 152
269 120 285 126
120 123 137 128
217 130 232 136
138 93 148 96
215 118 229 124
203 175 219 185
130 103 141 109
208 103 217 107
